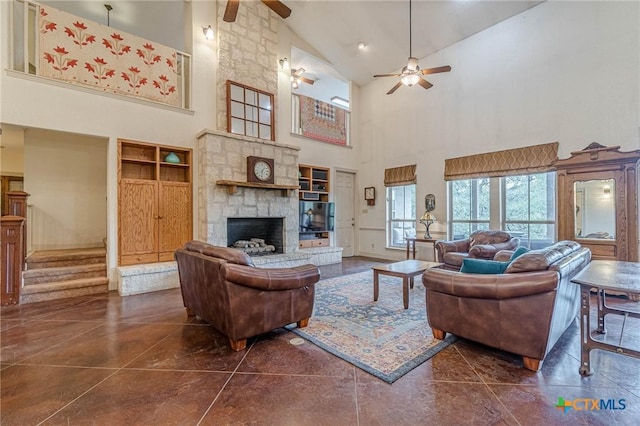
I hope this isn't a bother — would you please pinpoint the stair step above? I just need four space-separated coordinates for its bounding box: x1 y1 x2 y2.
26 247 106 269
20 277 109 304
23 263 107 285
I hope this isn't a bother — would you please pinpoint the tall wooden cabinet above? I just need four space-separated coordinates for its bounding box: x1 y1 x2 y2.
118 139 192 266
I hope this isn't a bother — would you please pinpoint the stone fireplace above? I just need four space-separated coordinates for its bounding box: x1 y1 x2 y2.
227 217 284 255
196 130 300 253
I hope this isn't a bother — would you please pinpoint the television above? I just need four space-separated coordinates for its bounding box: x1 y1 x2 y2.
299 201 335 233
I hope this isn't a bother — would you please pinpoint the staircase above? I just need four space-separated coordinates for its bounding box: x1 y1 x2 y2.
21 247 109 303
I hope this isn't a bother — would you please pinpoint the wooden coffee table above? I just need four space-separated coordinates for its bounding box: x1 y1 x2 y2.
372 260 441 309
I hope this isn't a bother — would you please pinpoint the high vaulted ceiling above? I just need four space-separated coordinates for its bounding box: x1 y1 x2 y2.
283 0 544 87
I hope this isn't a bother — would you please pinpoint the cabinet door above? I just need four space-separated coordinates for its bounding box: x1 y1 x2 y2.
119 181 158 264
158 182 192 261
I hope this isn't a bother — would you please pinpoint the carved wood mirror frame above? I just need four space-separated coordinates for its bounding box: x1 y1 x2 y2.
555 143 640 261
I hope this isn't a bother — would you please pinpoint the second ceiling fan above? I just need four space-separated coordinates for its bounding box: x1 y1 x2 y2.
223 0 291 22
373 0 452 95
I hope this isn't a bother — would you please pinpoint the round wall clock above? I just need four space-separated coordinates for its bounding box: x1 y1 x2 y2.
247 156 275 184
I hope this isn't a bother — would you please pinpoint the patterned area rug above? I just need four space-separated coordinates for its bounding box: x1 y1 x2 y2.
286 270 457 383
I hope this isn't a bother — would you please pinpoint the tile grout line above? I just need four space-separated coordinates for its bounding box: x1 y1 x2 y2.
353 366 360 426
452 345 523 426
33 322 182 425
196 340 257 426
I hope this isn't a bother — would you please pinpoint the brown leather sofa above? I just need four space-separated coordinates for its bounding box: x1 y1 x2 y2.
175 241 320 351
435 230 520 270
422 240 591 371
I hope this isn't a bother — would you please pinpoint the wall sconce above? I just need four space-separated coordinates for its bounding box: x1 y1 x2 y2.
203 25 214 40
279 57 289 70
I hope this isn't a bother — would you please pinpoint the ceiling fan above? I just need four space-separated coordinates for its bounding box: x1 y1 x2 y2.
223 0 291 23
290 68 315 89
373 0 451 95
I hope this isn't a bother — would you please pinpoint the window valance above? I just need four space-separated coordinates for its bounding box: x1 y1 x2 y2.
444 142 559 181
384 164 416 187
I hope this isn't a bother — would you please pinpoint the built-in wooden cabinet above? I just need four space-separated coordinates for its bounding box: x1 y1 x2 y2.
298 164 331 247
118 139 192 266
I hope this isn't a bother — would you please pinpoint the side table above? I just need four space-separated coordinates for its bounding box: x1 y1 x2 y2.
405 237 437 261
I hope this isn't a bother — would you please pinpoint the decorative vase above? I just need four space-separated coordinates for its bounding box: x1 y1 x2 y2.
164 152 181 164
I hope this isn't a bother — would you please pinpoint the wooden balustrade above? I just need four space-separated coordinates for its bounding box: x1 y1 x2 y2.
1 216 25 305
7 191 30 264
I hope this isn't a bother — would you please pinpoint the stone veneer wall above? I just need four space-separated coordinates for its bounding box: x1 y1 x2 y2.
216 0 279 131
197 129 300 253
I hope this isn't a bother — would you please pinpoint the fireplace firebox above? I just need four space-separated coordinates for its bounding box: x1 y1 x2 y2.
227 217 285 255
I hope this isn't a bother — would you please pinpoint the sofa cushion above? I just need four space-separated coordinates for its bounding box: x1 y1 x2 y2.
509 246 530 261
469 230 512 247
460 258 510 274
505 240 580 273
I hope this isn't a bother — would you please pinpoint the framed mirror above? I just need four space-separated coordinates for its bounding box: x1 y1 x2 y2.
573 179 615 240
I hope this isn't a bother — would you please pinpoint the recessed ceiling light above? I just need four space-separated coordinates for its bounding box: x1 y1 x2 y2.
357 41 366 50
331 96 349 108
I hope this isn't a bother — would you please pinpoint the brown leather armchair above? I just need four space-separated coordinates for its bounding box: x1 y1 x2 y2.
435 230 520 270
423 240 591 371
175 241 320 351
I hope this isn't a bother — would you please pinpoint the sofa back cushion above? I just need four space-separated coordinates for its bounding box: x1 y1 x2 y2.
469 230 513 247
505 240 581 273
184 240 255 266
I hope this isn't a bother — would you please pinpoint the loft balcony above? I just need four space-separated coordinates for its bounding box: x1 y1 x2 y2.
9 0 191 110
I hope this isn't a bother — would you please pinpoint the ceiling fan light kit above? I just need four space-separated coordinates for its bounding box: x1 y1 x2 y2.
373 0 451 95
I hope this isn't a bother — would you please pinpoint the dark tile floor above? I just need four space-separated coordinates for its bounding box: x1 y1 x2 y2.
1 257 639 425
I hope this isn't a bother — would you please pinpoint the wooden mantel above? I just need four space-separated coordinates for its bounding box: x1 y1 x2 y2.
216 180 299 196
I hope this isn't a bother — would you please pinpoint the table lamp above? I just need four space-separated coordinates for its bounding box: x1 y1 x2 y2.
419 211 436 239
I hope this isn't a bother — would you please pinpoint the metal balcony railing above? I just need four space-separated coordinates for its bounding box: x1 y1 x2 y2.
10 0 191 110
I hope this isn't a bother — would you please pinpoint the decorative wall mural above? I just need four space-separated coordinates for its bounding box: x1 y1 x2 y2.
38 5 180 107
300 95 347 145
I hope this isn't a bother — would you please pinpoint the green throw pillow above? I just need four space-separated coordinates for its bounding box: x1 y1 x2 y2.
460 258 510 274
509 246 530 261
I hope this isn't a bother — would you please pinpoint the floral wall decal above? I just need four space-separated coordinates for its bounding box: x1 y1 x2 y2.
38 4 180 107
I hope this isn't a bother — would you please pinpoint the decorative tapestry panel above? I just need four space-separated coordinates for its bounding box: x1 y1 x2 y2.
300 95 347 145
38 4 180 107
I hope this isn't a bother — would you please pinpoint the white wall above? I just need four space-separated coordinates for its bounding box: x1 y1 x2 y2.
24 129 107 250
358 1 640 259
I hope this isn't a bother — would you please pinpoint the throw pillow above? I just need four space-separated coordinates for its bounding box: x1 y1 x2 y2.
509 246 530 262
460 258 510 274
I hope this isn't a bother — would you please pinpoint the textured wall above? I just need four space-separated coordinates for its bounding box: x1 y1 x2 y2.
216 1 279 131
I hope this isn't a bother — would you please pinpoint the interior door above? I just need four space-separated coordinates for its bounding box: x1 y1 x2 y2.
335 170 355 257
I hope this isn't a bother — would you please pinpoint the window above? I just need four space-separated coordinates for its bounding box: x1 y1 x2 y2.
447 173 556 248
387 184 416 248
227 81 274 141
448 178 491 240
502 172 556 249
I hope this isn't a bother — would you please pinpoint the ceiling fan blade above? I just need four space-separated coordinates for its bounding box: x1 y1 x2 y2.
299 76 315 85
261 0 292 19
421 65 452 75
417 78 433 90
223 0 240 22
373 73 402 78
387 82 403 95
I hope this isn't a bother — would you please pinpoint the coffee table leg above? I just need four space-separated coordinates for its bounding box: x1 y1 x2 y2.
579 286 593 376
596 289 607 334
403 277 409 309
373 270 379 302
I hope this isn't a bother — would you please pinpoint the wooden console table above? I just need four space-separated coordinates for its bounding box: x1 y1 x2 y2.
405 237 437 260
571 260 640 376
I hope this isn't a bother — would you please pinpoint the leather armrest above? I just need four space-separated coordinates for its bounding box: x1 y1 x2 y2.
223 263 320 291
468 244 499 259
422 268 558 299
435 239 470 254
493 250 514 262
